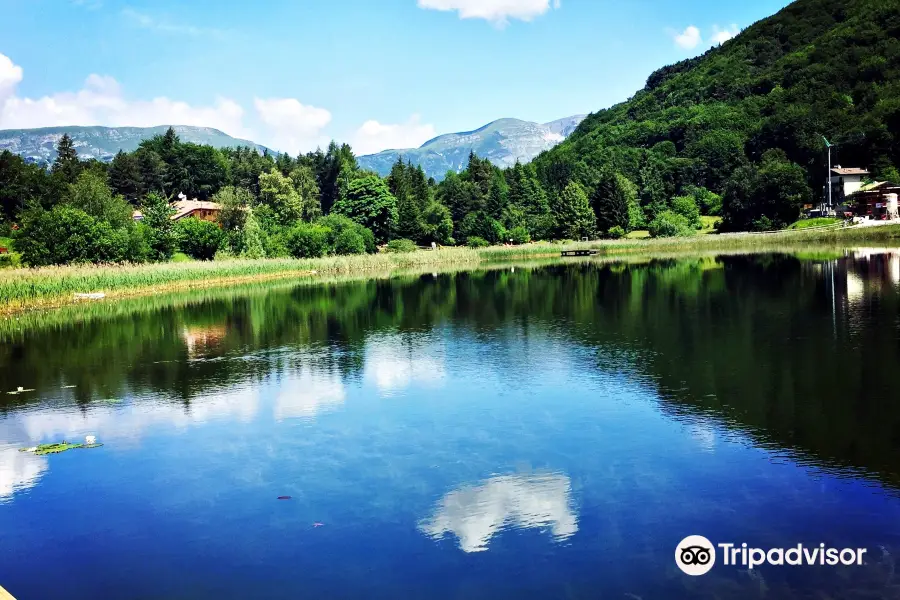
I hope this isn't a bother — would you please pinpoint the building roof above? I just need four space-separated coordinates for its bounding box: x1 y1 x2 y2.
831 167 870 176
170 199 222 220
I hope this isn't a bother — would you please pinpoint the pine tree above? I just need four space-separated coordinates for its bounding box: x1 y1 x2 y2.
135 149 167 196
552 181 595 240
486 171 508 219
409 164 432 210
389 158 423 241
592 170 632 234
241 209 266 259
52 134 81 183
142 191 176 261
639 164 668 223
108 151 144 204
275 152 294 176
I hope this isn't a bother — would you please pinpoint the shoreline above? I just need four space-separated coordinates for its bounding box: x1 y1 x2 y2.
3 224 900 315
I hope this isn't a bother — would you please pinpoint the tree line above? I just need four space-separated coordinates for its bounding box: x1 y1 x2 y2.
0 126 729 266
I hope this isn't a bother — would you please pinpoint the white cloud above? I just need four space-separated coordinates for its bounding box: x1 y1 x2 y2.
121 8 229 39
417 0 560 26
711 24 740 45
419 473 578 552
0 52 250 138
673 25 702 49
0 53 23 103
253 97 332 155
0 52 341 153
352 115 437 155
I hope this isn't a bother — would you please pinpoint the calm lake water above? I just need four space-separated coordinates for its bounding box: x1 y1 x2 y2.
2 251 900 599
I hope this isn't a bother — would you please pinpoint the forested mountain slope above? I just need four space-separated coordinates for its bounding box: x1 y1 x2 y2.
535 0 900 229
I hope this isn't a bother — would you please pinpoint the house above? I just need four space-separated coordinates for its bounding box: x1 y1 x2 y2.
170 199 222 222
848 181 900 219
827 166 870 204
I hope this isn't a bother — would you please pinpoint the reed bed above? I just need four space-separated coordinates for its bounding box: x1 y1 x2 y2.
2 224 900 313
0 249 481 313
477 223 900 261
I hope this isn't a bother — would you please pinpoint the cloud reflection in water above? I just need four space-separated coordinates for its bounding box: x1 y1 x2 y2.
0 447 48 500
419 473 578 552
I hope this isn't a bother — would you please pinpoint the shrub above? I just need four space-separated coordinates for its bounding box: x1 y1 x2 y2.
284 223 331 258
607 225 627 239
508 226 531 245
385 239 418 253
467 236 490 248
317 214 375 254
15 205 150 266
0 253 21 268
671 195 701 228
358 226 376 254
649 210 694 238
175 218 224 260
333 228 367 255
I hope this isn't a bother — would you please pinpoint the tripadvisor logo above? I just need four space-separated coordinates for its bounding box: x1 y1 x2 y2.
675 536 868 576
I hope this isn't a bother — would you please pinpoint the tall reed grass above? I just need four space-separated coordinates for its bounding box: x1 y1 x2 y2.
2 224 899 313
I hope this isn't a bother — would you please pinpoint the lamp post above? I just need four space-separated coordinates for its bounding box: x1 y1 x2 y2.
823 136 833 211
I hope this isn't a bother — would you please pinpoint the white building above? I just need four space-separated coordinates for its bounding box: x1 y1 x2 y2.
828 166 870 203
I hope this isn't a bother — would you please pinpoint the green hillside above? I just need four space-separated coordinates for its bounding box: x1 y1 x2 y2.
535 0 900 230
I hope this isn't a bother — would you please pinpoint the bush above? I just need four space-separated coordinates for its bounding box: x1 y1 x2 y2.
467 236 490 248
317 214 376 254
0 253 21 268
671 195 701 228
607 225 627 239
358 226 376 254
333 228 367 255
15 205 150 266
508 226 531 245
385 239 418 253
175 218 224 260
284 223 331 258
649 211 694 238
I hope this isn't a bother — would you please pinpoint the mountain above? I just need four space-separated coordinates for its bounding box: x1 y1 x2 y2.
0 125 268 164
534 0 900 229
358 115 587 180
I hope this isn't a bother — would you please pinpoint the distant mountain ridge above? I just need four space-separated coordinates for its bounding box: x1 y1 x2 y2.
0 125 268 163
358 115 587 180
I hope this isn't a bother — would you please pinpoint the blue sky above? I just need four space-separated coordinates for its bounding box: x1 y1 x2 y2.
0 0 792 155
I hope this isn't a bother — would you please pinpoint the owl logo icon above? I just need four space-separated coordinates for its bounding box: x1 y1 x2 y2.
676 536 716 576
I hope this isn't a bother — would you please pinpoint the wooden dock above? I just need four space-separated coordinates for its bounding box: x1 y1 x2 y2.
561 249 599 257
0 584 17 600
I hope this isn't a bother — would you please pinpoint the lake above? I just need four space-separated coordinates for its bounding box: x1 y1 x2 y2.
2 251 900 599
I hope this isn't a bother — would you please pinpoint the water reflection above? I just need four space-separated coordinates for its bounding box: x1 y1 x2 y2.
0 447 47 500
2 251 900 598
419 473 578 552
274 368 345 421
364 335 446 395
